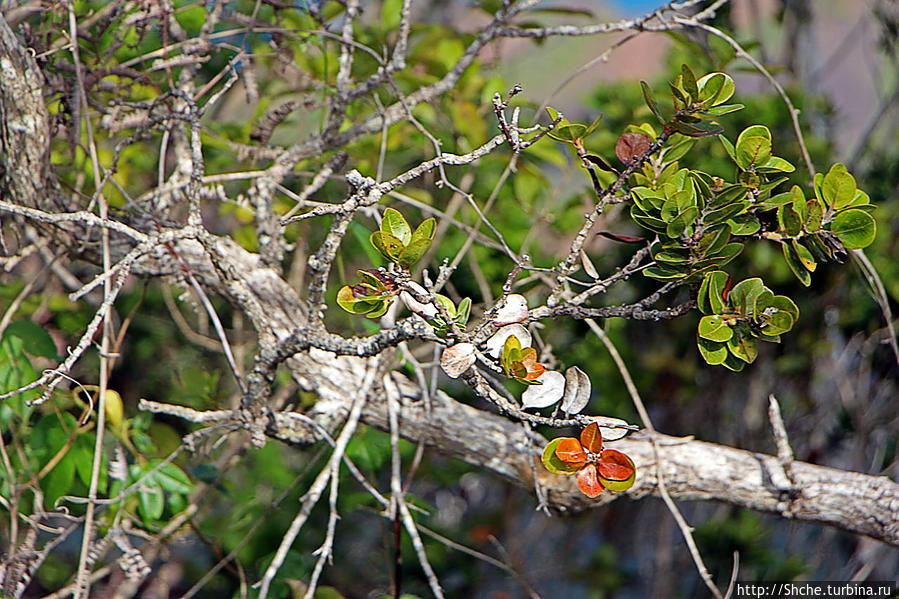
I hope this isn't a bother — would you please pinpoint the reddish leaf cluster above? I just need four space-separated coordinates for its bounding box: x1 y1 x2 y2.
541 423 637 498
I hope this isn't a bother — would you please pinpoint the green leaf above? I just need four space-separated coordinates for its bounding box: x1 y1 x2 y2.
782 243 812 286
542 438 580 475
0 336 39 425
583 113 604 137
712 184 749 207
813 172 825 204
697 336 728 365
696 225 731 258
698 270 727 314
726 214 760 235
138 478 164 523
396 237 432 269
631 206 667 233
727 334 758 363
848 189 870 208
830 208 876 249
455 297 472 327
641 81 666 123
680 63 699 99
411 217 436 242
803 199 824 232
153 462 193 495
72 433 106 492
756 156 795 174
703 242 743 267
631 187 665 212
552 123 587 142
705 201 749 227
381 208 412 246
434 294 456 319
381 0 403 30
672 120 723 138
763 301 797 335
666 206 698 238
43 451 76 509
769 295 800 322
718 135 737 163
697 72 735 104
643 265 687 280
791 239 817 272
821 163 857 210
661 138 695 163
735 125 772 170
370 231 405 262
337 286 369 314
3 320 60 360
721 351 746 372
698 314 733 342
728 278 764 315
696 72 724 104
700 103 744 116
668 80 688 105
777 203 802 237
365 300 390 319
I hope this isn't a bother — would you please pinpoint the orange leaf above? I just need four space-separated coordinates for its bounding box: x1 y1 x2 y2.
523 362 546 380
576 463 605 498
598 449 636 481
579 422 603 454
554 438 587 466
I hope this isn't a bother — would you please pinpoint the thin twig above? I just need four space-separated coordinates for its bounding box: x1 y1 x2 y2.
256 359 380 599
587 320 723 599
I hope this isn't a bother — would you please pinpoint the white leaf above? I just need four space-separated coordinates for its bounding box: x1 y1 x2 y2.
492 294 529 325
400 291 437 319
521 370 565 409
484 324 531 359
591 416 632 441
580 249 599 279
440 343 476 379
561 365 591 415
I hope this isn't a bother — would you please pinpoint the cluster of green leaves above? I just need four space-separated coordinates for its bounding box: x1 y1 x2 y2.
593 65 876 367
430 295 473 334
544 65 876 371
337 208 474 335
696 272 800 371
336 268 399 318
337 208 435 317
0 323 193 528
643 65 742 137
769 164 875 285
369 208 436 269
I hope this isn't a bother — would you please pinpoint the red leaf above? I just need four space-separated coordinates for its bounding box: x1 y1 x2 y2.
721 275 733 301
585 154 618 174
597 462 633 481
597 231 647 244
576 463 605 498
523 363 546 380
579 422 603 454
615 132 652 164
598 449 636 481
554 438 587 466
